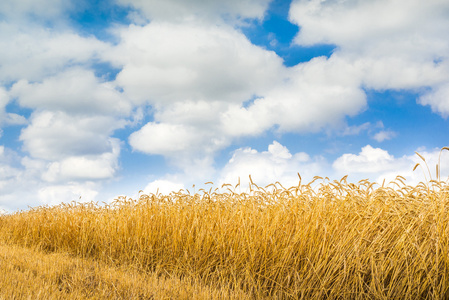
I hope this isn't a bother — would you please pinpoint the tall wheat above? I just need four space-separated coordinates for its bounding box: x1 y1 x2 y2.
0 168 448 298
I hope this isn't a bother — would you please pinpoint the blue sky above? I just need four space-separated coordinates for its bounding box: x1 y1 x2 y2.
1 0 449 212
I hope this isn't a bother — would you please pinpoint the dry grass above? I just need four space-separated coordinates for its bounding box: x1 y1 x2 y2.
0 242 250 299
1 174 449 299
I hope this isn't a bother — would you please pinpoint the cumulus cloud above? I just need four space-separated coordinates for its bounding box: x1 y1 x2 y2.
332 145 449 184
112 21 286 169
41 138 121 182
116 22 373 176
0 3 131 212
221 55 367 135
219 141 326 188
0 141 120 212
0 24 110 83
333 145 401 174
290 0 449 53
418 83 449 117
20 111 124 161
289 0 449 115
129 102 231 161
143 179 185 195
109 22 284 106
109 0 449 174
0 0 70 23
10 68 131 115
219 143 449 190
37 182 100 207
116 0 271 23
130 122 205 155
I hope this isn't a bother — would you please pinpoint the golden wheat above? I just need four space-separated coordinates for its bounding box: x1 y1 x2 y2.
0 243 251 299
1 147 449 299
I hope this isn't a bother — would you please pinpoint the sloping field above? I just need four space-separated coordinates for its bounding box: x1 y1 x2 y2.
1 174 449 299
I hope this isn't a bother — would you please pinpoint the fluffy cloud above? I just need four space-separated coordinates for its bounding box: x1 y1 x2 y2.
0 24 110 83
111 0 449 173
332 145 449 184
37 182 100 207
289 0 449 115
219 143 449 190
118 22 368 167
10 68 131 115
130 122 205 155
0 6 129 212
20 111 123 161
333 145 402 175
41 139 120 182
290 0 449 53
0 140 120 212
221 55 367 135
110 22 284 106
113 21 286 167
0 0 70 22
418 83 449 117
143 179 185 195
129 102 230 160
117 0 271 23
219 141 326 188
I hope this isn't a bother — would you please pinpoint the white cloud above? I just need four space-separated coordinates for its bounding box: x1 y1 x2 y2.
0 11 128 212
112 21 287 169
143 179 185 195
129 101 231 158
0 0 70 23
219 141 325 188
118 27 369 172
354 56 448 91
221 55 367 135
0 24 110 82
290 0 449 53
41 138 120 182
20 111 124 160
37 183 100 207
110 22 284 106
333 145 399 174
129 121 222 179
373 130 397 142
129 122 204 155
418 83 449 118
332 145 449 184
11 68 131 115
289 0 449 116
221 143 449 190
2 0 449 213
116 0 271 23
0 142 120 212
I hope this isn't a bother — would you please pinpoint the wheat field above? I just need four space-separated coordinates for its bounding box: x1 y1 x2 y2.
1 159 449 298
